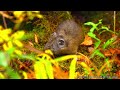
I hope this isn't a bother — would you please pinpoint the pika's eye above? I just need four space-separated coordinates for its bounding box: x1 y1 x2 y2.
57 38 65 48
59 39 64 45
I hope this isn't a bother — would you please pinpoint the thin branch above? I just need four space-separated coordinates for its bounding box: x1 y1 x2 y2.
2 15 7 29
0 11 13 19
114 11 116 33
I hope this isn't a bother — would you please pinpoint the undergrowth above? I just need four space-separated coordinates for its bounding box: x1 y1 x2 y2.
0 11 120 79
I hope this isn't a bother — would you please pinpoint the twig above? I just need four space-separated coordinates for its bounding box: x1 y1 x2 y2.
114 11 116 33
2 15 7 29
14 59 35 77
0 11 13 19
97 59 120 77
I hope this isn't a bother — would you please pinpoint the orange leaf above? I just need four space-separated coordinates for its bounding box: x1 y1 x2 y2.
81 35 93 45
53 65 69 79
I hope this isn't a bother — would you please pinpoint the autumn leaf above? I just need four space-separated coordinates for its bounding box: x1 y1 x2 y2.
53 65 69 79
34 34 39 44
81 35 93 45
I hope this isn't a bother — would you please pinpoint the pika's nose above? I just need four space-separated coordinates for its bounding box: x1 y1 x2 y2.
44 44 50 50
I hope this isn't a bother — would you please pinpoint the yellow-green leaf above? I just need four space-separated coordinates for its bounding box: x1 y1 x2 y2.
0 73 5 79
13 11 25 18
3 43 9 51
13 40 23 47
14 49 22 55
44 60 54 79
32 11 40 13
0 25 3 30
45 49 54 56
2 29 12 35
11 31 25 39
8 41 13 48
36 14 43 18
0 38 3 43
69 58 77 79
34 61 48 79
22 71 28 79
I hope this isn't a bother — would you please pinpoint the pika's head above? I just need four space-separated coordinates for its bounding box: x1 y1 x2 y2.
44 19 84 56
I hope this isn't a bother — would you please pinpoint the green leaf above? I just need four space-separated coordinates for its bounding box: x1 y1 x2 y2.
6 47 15 55
100 26 115 34
94 41 101 49
102 36 117 49
90 49 105 58
0 52 9 67
6 67 21 79
105 58 110 67
69 57 77 79
84 22 95 26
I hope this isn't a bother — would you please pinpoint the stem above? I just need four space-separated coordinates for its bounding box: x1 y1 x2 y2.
114 11 116 33
2 15 7 29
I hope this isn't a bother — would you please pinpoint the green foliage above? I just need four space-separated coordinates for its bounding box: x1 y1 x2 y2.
0 11 119 79
0 11 44 79
5 67 21 79
84 19 116 58
0 51 9 67
102 36 117 49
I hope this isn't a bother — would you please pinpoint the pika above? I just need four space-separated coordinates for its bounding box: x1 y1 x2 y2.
44 19 84 56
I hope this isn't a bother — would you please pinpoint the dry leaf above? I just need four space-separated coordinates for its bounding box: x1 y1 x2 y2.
81 35 93 45
34 34 38 44
103 48 120 57
116 70 120 78
88 47 94 53
28 41 34 46
53 65 69 79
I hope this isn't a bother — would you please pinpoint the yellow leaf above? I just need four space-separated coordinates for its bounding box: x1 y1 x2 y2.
80 62 93 76
3 43 9 51
13 40 23 47
34 61 48 79
0 73 5 79
0 38 3 43
0 29 11 41
14 50 22 55
32 11 40 13
36 14 43 18
45 49 54 56
8 41 13 48
0 25 3 30
1 35 10 41
11 31 25 39
44 60 54 79
69 58 77 79
3 29 12 35
13 11 25 18
22 71 28 79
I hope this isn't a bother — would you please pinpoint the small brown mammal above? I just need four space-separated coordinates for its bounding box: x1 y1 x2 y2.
44 19 84 56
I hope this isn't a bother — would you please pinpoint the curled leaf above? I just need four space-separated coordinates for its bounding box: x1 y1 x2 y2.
69 58 77 79
13 40 23 47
